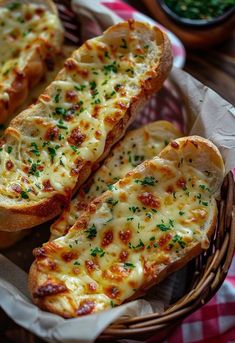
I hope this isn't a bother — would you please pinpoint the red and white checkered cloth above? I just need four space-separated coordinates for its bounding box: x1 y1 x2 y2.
95 1 235 342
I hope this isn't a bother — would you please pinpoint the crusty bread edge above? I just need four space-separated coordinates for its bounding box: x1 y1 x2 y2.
0 0 64 123
0 22 172 232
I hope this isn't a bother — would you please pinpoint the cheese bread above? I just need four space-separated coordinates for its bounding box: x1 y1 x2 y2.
50 120 182 240
29 136 224 318
0 0 63 123
0 21 172 232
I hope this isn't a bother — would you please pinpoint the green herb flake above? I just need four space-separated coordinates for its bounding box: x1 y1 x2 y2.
90 247 105 257
85 224 97 240
48 147 56 162
21 191 29 199
179 211 185 216
73 261 80 266
123 262 135 269
135 176 157 186
7 2 21 10
7 146 13 154
172 234 186 249
30 142 40 156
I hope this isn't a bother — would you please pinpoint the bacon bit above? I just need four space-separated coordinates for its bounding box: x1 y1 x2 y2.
61 251 78 262
170 141 179 149
92 105 100 118
77 300 95 316
88 282 97 292
138 192 160 209
119 250 129 262
166 185 174 193
42 180 54 192
64 114 74 122
102 230 113 247
6 160 14 171
64 59 77 71
11 183 22 194
38 165 44 171
158 234 172 248
119 230 131 244
128 19 135 30
65 90 77 102
128 280 137 289
105 286 120 299
33 283 67 298
176 177 186 189
67 128 86 146
85 260 97 273
45 126 59 141
40 94 51 102
33 247 47 259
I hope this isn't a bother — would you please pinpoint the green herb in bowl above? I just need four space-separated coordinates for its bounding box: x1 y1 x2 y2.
164 0 235 20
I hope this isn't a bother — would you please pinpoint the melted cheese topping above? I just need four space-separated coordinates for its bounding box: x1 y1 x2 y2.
51 121 181 239
34 155 216 316
0 2 62 100
0 22 163 206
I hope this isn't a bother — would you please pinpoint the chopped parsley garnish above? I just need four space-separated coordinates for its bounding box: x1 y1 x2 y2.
146 212 152 219
107 198 118 206
135 176 157 186
110 300 116 308
90 247 105 257
54 91 61 103
172 234 186 249
30 142 40 156
127 217 134 221
108 184 117 191
7 146 12 154
123 262 135 269
120 38 128 49
85 224 97 240
57 119 68 129
29 163 39 177
93 98 101 104
149 236 155 241
129 239 144 249
179 211 185 216
48 147 56 162
89 81 97 90
104 51 110 58
202 201 208 206
129 206 140 213
73 261 80 266
157 219 174 231
144 44 149 49
75 84 86 91
199 184 211 192
55 107 67 116
70 145 80 154
103 61 118 74
21 191 29 199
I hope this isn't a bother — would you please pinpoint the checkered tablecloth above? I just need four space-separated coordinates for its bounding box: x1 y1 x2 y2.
74 1 235 342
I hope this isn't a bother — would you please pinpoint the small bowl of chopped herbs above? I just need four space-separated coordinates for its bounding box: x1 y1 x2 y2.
160 0 235 27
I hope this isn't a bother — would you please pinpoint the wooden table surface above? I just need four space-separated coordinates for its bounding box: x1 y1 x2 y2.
1 1 234 343
127 0 235 106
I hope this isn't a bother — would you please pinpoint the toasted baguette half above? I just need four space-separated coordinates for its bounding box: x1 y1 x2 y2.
0 21 172 232
50 120 182 240
29 136 225 318
0 0 63 123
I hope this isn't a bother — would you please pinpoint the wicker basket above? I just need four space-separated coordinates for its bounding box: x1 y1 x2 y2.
55 2 235 341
